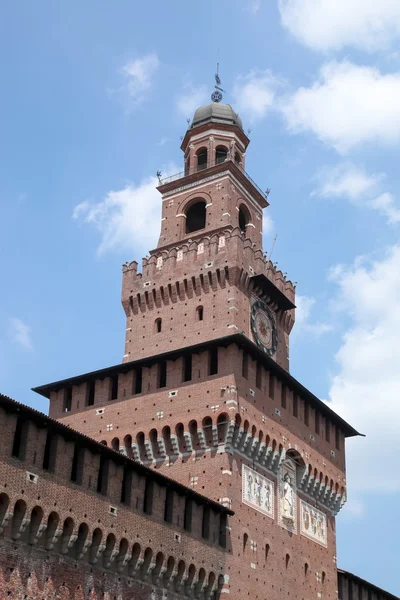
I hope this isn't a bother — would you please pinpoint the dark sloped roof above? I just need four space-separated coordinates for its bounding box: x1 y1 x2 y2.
32 333 361 438
0 392 233 515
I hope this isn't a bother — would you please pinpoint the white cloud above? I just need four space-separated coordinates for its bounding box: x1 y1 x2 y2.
293 295 332 338
326 246 400 491
176 83 208 118
234 69 281 121
10 318 33 351
262 212 274 238
282 61 400 152
312 164 400 223
73 166 178 257
278 0 400 52
120 52 159 107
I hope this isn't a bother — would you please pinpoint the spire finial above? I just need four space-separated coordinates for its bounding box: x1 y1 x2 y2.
211 62 225 103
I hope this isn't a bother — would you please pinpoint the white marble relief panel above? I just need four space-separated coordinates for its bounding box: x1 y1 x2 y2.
242 464 274 519
278 459 297 534
300 500 327 547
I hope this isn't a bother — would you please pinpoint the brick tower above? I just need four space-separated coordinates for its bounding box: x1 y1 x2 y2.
36 99 359 599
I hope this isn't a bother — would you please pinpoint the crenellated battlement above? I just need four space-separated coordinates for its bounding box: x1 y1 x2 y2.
122 228 295 305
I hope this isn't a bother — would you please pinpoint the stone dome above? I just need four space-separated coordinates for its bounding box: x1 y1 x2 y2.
191 102 243 130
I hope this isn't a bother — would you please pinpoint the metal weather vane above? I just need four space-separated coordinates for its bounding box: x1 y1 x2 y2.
211 63 226 103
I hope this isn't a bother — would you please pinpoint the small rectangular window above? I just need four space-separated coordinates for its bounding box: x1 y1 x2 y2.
110 374 118 400
157 361 167 388
293 393 298 418
315 411 320 435
269 373 274 399
304 402 309 426
134 367 143 395
87 381 95 406
326 419 331 442
64 387 73 412
281 383 287 409
256 363 262 389
164 488 174 523
208 348 218 376
183 354 192 382
242 352 249 379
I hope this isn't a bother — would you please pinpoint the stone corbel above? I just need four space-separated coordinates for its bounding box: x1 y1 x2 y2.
61 533 78 554
90 542 106 565
31 523 47 545
0 510 13 535
45 527 62 550
14 517 30 540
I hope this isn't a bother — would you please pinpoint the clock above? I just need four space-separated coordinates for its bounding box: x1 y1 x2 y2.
251 300 278 356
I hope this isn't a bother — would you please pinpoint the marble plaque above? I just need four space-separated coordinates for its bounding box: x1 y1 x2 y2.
242 464 274 518
300 500 327 547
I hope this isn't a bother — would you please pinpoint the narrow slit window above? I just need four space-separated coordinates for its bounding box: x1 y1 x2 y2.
242 352 249 379
64 387 72 412
134 367 143 395
202 505 211 539
87 381 95 406
315 411 320 435
120 468 132 505
325 419 330 443
208 347 218 376
335 426 341 451
164 488 174 523
70 446 84 484
256 363 262 389
304 402 309 427
155 318 162 333
183 354 192 382
43 431 57 472
293 393 298 418
184 497 193 532
143 479 154 514
196 306 204 321
281 383 287 409
158 361 167 389
97 456 109 496
110 374 118 401
269 373 275 399
12 417 28 460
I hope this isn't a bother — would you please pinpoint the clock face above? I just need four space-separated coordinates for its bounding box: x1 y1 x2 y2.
251 300 278 356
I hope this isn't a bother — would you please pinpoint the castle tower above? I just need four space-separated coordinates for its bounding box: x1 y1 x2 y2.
121 101 295 371
35 98 359 600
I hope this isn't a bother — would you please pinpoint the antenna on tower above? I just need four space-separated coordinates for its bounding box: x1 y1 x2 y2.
211 61 226 103
267 234 278 263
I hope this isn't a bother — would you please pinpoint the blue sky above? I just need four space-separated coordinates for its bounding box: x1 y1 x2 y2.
1 1 399 594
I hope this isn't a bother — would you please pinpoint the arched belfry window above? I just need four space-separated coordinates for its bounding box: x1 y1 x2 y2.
238 203 251 232
215 146 228 164
196 148 208 171
186 200 206 234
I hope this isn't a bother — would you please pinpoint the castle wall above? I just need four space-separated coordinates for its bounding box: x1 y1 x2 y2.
0 395 229 599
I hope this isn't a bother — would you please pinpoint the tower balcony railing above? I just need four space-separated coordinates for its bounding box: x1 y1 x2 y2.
158 159 269 202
